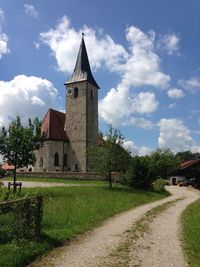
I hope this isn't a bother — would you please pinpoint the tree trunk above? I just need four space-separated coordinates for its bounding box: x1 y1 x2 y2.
108 170 112 188
13 164 17 193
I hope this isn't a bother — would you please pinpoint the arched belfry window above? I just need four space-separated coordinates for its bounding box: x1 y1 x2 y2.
54 152 59 167
74 87 78 98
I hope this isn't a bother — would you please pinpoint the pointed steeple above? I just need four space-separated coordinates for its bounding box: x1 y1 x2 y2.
65 35 100 89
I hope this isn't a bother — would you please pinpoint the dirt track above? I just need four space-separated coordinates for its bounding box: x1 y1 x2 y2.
3 181 94 188
29 186 199 267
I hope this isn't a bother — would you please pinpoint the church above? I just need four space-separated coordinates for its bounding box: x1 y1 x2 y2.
34 36 99 172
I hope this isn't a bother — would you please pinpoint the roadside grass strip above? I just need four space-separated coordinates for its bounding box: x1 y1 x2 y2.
181 199 200 267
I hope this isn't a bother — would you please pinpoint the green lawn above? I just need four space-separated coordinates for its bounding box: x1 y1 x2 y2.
0 183 169 267
181 199 200 267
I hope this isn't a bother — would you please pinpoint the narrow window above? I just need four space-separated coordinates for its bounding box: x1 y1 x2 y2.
90 89 93 99
39 157 43 167
54 152 59 167
74 87 78 98
75 164 79 171
64 153 67 167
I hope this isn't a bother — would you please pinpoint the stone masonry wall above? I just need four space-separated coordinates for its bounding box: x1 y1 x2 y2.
65 81 98 172
65 81 87 172
17 171 120 181
34 140 75 172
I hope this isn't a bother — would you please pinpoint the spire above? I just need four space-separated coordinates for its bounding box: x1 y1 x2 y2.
65 36 100 89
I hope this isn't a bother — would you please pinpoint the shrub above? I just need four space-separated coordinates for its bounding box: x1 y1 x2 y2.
0 195 43 242
123 156 153 190
0 186 16 202
153 178 166 192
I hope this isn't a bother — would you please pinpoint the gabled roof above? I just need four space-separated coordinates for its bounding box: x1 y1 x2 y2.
1 162 14 170
171 159 200 177
180 159 200 170
65 37 100 89
41 109 69 141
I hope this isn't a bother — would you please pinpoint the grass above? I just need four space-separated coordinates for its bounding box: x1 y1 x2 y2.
0 183 169 267
102 199 181 267
181 199 200 267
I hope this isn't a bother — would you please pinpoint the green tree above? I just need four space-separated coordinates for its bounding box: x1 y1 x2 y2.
175 150 200 162
126 156 152 190
125 149 181 190
89 126 131 188
149 149 180 179
0 116 44 192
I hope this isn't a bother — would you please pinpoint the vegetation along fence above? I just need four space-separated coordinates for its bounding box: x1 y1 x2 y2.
0 195 43 243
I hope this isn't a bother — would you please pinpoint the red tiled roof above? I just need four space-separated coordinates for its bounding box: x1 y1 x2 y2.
180 159 200 170
41 109 69 141
1 162 15 170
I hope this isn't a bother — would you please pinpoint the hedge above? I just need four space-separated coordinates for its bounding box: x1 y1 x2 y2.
0 195 43 243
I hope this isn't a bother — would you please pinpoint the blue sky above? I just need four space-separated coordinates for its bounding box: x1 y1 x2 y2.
0 0 200 155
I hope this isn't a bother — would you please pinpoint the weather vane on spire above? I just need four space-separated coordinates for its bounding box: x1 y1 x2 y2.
82 32 85 37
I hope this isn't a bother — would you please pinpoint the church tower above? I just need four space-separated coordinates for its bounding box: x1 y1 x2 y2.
64 36 99 172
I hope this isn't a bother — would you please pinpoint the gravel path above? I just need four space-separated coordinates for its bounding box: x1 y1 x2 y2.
2 181 94 188
29 186 199 267
128 186 199 267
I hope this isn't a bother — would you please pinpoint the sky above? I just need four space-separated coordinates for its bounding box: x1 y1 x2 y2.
0 0 200 157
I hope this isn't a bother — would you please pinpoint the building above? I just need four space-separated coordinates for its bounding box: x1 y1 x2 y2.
34 36 99 172
1 162 15 171
169 159 200 187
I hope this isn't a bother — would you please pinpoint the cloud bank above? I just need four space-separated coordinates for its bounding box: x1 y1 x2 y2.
0 75 58 127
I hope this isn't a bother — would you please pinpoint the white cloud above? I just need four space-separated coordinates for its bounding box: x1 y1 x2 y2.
0 8 4 24
39 16 128 73
124 140 152 156
34 42 40 49
99 87 158 126
0 9 9 59
0 33 9 58
191 145 200 153
40 18 170 87
129 117 154 129
122 26 170 89
179 77 200 91
158 118 194 153
98 25 169 126
167 88 184 99
40 17 170 127
157 33 180 55
24 4 39 19
133 92 158 113
169 103 176 109
0 75 58 127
